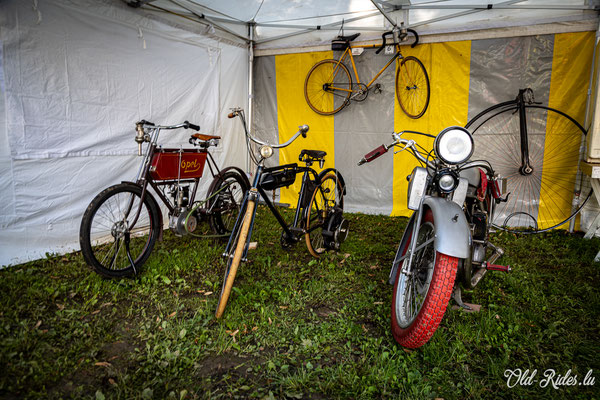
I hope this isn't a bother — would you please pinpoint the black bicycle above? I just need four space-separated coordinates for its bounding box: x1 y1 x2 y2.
215 108 349 318
465 88 591 233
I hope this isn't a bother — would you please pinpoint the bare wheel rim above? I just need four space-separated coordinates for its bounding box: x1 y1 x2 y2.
466 104 588 233
395 221 435 328
305 60 352 115
89 191 153 271
396 56 430 119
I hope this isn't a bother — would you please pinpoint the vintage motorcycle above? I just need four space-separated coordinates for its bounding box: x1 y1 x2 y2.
358 126 510 348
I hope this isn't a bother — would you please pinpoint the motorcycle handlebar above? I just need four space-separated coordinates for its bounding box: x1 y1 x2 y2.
183 120 200 131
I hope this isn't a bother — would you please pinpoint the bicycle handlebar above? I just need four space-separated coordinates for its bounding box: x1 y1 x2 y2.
375 28 419 54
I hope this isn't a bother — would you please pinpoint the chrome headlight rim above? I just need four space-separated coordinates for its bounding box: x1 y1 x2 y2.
259 145 274 159
434 126 474 165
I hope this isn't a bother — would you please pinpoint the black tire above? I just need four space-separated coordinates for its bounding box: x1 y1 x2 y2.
304 59 352 115
391 209 458 348
215 198 255 318
208 171 249 235
465 103 589 232
396 56 430 119
304 173 345 257
79 183 161 277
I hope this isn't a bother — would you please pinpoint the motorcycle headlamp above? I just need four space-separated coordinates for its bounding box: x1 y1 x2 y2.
260 145 274 159
436 170 458 193
434 126 474 165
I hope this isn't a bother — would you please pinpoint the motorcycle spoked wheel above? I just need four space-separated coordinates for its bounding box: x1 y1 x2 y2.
391 209 458 348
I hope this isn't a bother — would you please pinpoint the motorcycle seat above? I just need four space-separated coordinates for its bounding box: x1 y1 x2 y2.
191 133 221 141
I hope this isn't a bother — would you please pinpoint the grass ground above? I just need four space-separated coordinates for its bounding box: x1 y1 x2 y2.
0 208 599 399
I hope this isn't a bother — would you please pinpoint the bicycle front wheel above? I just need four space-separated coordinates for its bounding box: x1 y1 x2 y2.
79 183 161 277
305 173 345 257
396 56 430 119
215 198 256 318
304 59 352 115
466 104 589 232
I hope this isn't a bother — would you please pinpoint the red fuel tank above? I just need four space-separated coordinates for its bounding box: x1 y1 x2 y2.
149 149 207 180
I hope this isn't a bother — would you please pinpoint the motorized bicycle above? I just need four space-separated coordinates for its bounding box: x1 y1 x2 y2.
79 120 249 278
358 126 510 348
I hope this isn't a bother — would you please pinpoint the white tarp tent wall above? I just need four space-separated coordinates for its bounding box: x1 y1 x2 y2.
0 0 249 266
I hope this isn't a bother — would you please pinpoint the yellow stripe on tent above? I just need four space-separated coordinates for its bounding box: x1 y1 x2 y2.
275 52 336 206
392 41 472 216
539 31 594 230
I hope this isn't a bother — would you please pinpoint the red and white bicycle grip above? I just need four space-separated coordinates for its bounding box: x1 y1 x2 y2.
358 144 388 165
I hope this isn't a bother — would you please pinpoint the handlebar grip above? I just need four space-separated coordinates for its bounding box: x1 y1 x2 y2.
184 121 200 131
358 144 388 165
138 119 155 126
299 124 309 138
407 28 419 48
228 112 236 119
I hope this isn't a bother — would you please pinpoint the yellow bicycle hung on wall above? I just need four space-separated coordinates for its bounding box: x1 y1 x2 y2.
304 26 430 118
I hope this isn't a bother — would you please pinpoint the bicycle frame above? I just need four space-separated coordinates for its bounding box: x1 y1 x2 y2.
223 162 321 262
334 42 403 91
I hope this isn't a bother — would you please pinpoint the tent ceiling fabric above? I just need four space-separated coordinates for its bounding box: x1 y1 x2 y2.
130 0 599 48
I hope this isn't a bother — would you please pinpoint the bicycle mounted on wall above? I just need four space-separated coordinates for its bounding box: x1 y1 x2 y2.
304 24 430 118
80 120 249 278
215 108 349 318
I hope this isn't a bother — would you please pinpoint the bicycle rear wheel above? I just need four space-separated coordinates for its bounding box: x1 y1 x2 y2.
305 173 345 257
304 59 352 115
396 56 430 119
465 104 589 233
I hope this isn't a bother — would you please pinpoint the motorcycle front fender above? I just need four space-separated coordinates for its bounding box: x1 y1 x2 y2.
423 196 471 259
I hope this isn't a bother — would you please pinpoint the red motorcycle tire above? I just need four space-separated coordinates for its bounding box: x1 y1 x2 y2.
390 210 458 348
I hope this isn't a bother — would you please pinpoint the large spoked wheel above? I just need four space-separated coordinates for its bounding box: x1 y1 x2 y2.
465 104 590 233
304 59 352 115
208 171 249 235
215 198 255 318
79 183 161 278
391 210 458 348
396 56 430 119
305 173 345 257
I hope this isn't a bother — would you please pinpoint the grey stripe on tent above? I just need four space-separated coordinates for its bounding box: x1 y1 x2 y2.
468 35 554 227
334 49 394 215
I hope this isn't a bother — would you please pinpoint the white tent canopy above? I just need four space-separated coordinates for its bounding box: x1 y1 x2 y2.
131 0 598 50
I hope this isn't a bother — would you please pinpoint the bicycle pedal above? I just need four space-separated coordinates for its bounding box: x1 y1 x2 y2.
485 262 511 272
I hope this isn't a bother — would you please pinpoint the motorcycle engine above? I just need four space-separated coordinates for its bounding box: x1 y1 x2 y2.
322 207 349 250
169 207 197 237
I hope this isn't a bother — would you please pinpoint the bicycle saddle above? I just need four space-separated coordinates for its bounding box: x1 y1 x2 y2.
191 133 221 141
337 33 360 42
300 149 327 161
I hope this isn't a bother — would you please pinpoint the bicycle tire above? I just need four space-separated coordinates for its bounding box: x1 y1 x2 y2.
79 183 161 277
304 59 352 115
465 103 589 233
215 198 256 318
207 171 249 235
305 173 345 257
396 56 430 119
